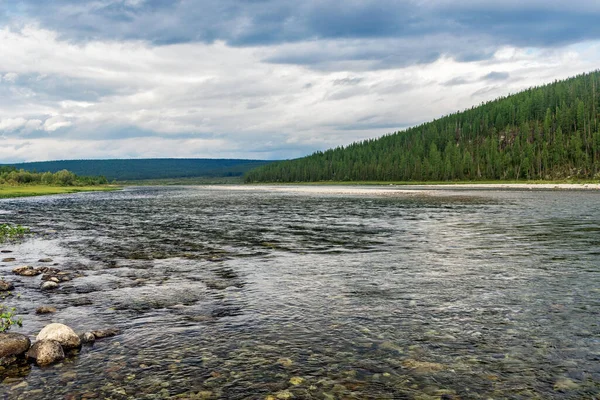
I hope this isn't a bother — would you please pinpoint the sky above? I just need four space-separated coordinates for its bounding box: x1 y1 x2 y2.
1 1 600 162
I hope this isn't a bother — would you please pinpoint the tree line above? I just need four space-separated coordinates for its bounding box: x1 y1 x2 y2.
0 167 108 186
3 159 272 181
245 70 600 182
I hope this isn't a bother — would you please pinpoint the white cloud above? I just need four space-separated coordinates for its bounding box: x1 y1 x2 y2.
2 72 18 82
0 26 599 161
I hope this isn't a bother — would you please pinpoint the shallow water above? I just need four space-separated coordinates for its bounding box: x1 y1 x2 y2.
0 186 599 399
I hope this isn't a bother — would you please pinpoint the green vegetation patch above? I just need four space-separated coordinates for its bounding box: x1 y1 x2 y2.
0 185 119 199
0 223 30 242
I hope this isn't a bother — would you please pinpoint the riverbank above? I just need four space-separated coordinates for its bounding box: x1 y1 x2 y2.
210 182 600 197
0 185 120 199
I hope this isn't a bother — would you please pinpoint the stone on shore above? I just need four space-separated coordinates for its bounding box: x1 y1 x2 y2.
0 333 31 366
35 306 57 314
26 339 65 366
0 280 14 291
36 323 81 349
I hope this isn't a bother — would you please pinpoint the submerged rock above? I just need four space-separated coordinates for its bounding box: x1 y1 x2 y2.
38 258 53 263
40 281 59 291
80 332 96 344
26 339 65 366
37 323 81 349
35 306 57 314
401 359 446 374
553 377 579 391
2 257 16 262
0 333 31 366
289 377 304 385
90 328 120 339
12 266 42 277
0 279 14 291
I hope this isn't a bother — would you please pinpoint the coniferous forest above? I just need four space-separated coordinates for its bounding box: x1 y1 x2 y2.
246 71 600 182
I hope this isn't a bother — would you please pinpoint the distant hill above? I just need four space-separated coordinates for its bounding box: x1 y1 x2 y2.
246 70 600 182
2 159 272 181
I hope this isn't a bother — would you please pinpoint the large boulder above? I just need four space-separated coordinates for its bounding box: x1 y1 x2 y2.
36 323 81 349
26 339 64 366
0 333 31 366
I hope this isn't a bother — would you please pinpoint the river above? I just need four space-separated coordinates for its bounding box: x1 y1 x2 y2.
1 185 599 399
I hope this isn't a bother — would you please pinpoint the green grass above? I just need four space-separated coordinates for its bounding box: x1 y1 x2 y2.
0 185 120 199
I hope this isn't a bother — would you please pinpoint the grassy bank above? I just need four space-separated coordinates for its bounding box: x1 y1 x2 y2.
0 185 120 199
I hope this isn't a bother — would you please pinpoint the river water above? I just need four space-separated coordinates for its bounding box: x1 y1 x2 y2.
0 185 599 399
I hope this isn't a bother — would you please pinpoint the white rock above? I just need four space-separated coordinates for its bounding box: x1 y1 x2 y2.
36 323 81 349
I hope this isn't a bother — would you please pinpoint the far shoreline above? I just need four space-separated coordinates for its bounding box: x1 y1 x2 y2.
200 182 600 198
240 181 600 190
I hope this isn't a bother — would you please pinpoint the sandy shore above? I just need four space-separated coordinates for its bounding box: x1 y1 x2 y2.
202 183 600 197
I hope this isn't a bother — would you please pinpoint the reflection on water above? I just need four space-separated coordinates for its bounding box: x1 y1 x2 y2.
0 186 599 399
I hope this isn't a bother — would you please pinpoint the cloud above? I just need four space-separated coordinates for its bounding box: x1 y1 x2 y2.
482 71 510 81
442 77 472 87
0 4 600 162
7 1 600 68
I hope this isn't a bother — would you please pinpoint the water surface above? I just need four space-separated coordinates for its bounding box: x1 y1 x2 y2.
0 186 599 399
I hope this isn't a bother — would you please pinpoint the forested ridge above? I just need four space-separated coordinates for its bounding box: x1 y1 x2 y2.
2 159 272 181
245 70 600 182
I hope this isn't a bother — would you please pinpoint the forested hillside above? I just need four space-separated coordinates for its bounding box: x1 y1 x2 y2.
2 159 271 181
245 71 600 182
